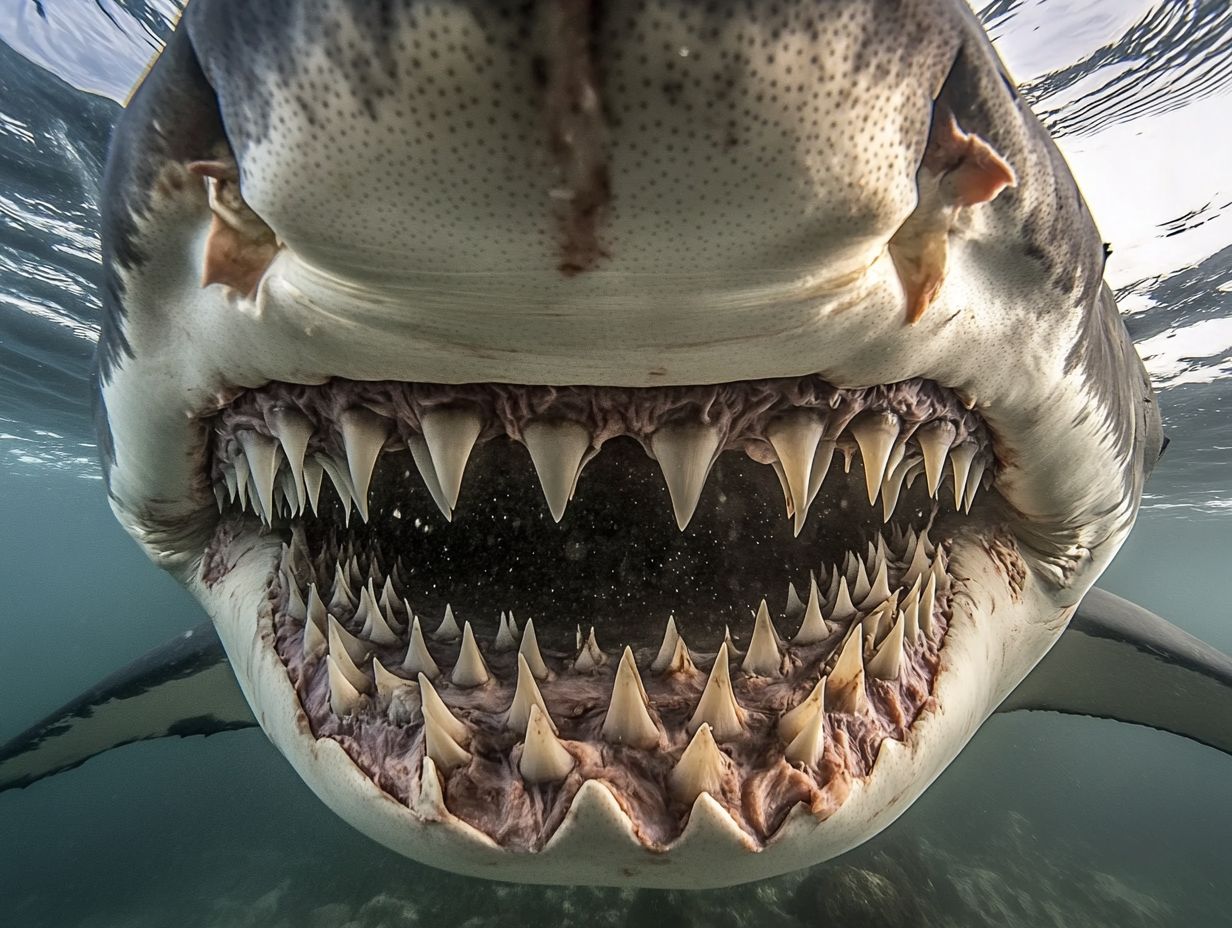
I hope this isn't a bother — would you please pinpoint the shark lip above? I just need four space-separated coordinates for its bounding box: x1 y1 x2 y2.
199 372 1006 851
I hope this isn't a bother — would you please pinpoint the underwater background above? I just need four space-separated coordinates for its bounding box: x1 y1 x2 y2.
0 1 1229 925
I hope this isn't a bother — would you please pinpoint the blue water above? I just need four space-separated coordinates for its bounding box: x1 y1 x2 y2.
1 2 1230 925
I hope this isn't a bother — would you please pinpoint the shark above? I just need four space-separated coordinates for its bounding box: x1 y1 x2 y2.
2 0 1230 890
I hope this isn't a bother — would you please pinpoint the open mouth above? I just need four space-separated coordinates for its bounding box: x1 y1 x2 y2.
202 374 998 850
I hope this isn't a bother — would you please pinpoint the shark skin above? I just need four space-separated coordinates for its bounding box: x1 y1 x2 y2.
49 0 1219 888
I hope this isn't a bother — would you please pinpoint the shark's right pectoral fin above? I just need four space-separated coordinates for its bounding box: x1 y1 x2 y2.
999 587 1232 755
0 623 256 792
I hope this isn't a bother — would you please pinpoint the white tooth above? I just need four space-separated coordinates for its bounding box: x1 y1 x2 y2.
741 600 783 676
688 643 745 740
353 585 371 630
417 674 470 745
920 572 937 638
372 659 414 707
415 756 446 818
793 574 829 644
408 435 452 522
270 407 313 509
862 598 896 645
363 590 401 647
902 576 922 645
328 616 370 668
825 567 840 606
663 634 697 675
867 612 905 680
949 442 977 509
432 604 461 641
651 615 682 673
826 628 867 714
850 412 901 506
721 625 743 658
767 411 825 535
522 420 591 522
302 456 324 514
903 525 919 560
494 612 518 652
234 450 250 509
859 558 892 611
278 470 297 516
283 572 307 621
302 614 326 659
402 615 441 679
851 558 872 604
422 700 472 772
507 612 520 639
785 582 806 620
903 533 932 588
574 627 608 672
237 430 281 523
669 723 728 804
328 628 372 695
520 704 574 784
327 655 366 716
963 453 988 512
420 406 483 511
347 554 363 588
783 694 826 767
380 576 398 612
880 455 914 522
778 677 826 742
329 562 355 611
917 420 956 497
504 653 554 733
931 548 949 590
601 647 659 748
223 465 238 502
805 438 837 509
650 421 723 531
518 618 551 680
829 576 857 622
770 459 795 519
339 408 390 523
317 455 355 525
451 621 490 687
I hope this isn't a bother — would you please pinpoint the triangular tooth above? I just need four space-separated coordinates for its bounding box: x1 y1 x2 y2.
329 562 355 611
237 430 281 523
880 454 914 522
277 470 297 516
518 618 551 680
949 443 977 510
402 616 441 679
339 408 390 523
903 532 932 588
347 554 363 587
850 412 901 505
688 643 745 740
408 435 453 522
600 647 659 748
422 699 472 772
669 723 728 804
917 420 956 497
963 453 988 512
650 421 723 531
783 694 826 767
851 558 872 604
778 677 826 742
416 756 446 818
283 572 307 621
867 612 905 680
363 589 401 646
769 459 795 519
507 612 520 639
862 598 895 645
270 406 313 509
302 614 326 659
843 550 859 586
433 604 461 641
805 438 837 509
303 456 324 514
651 615 682 673
522 420 591 522
520 704 574 784
353 584 372 631
317 455 355 525
494 612 518 651
793 574 829 644
664 634 697 675
920 572 937 638
504 653 555 733
223 464 238 502
380 576 399 612
234 451 250 509
574 627 608 672
417 674 470 745
825 567 840 606
327 655 366 716
784 582 806 621
826 628 867 714
420 406 483 511
902 576 922 645
328 625 372 695
721 625 743 658
372 659 415 707
328 616 371 668
741 600 783 676
451 621 490 687
767 411 825 535
859 558 892 610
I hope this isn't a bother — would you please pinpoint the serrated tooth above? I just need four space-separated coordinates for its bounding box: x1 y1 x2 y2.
422 699 472 772
902 576 922 645
432 603 461 641
793 574 829 644
778 677 826 742
339 408 390 522
859 558 892 611
372 659 414 708
767 411 825 535
407 435 452 522
302 614 326 659
302 456 324 514
669 723 728 804
522 420 591 522
504 653 554 733
494 612 518 652
650 421 723 531
417 674 470 746
688 643 745 739
518 618 550 680
451 621 490 687
867 612 905 680
270 406 312 509
574 627 608 672
949 442 977 509
850 411 901 506
237 430 281 523
826 628 867 714
785 582 806 621
920 571 937 638
721 625 743 658
520 704 574 784
401 615 441 679
805 438 837 509
420 406 483 510
963 453 988 512
651 615 682 673
601 647 659 748
851 558 872 604
327 655 366 716
741 600 782 676
328 615 370 668
828 576 857 623
317 455 354 525
783 693 826 767
917 420 956 497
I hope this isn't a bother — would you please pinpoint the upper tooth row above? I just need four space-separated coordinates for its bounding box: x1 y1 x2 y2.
218 406 991 529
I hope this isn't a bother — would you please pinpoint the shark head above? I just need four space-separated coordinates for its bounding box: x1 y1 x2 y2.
94 0 1161 888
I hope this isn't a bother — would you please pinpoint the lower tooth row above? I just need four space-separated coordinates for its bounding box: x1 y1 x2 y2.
217 405 991 529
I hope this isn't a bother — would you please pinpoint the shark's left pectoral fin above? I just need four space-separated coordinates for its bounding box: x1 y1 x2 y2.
999 587 1232 755
0 623 255 792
